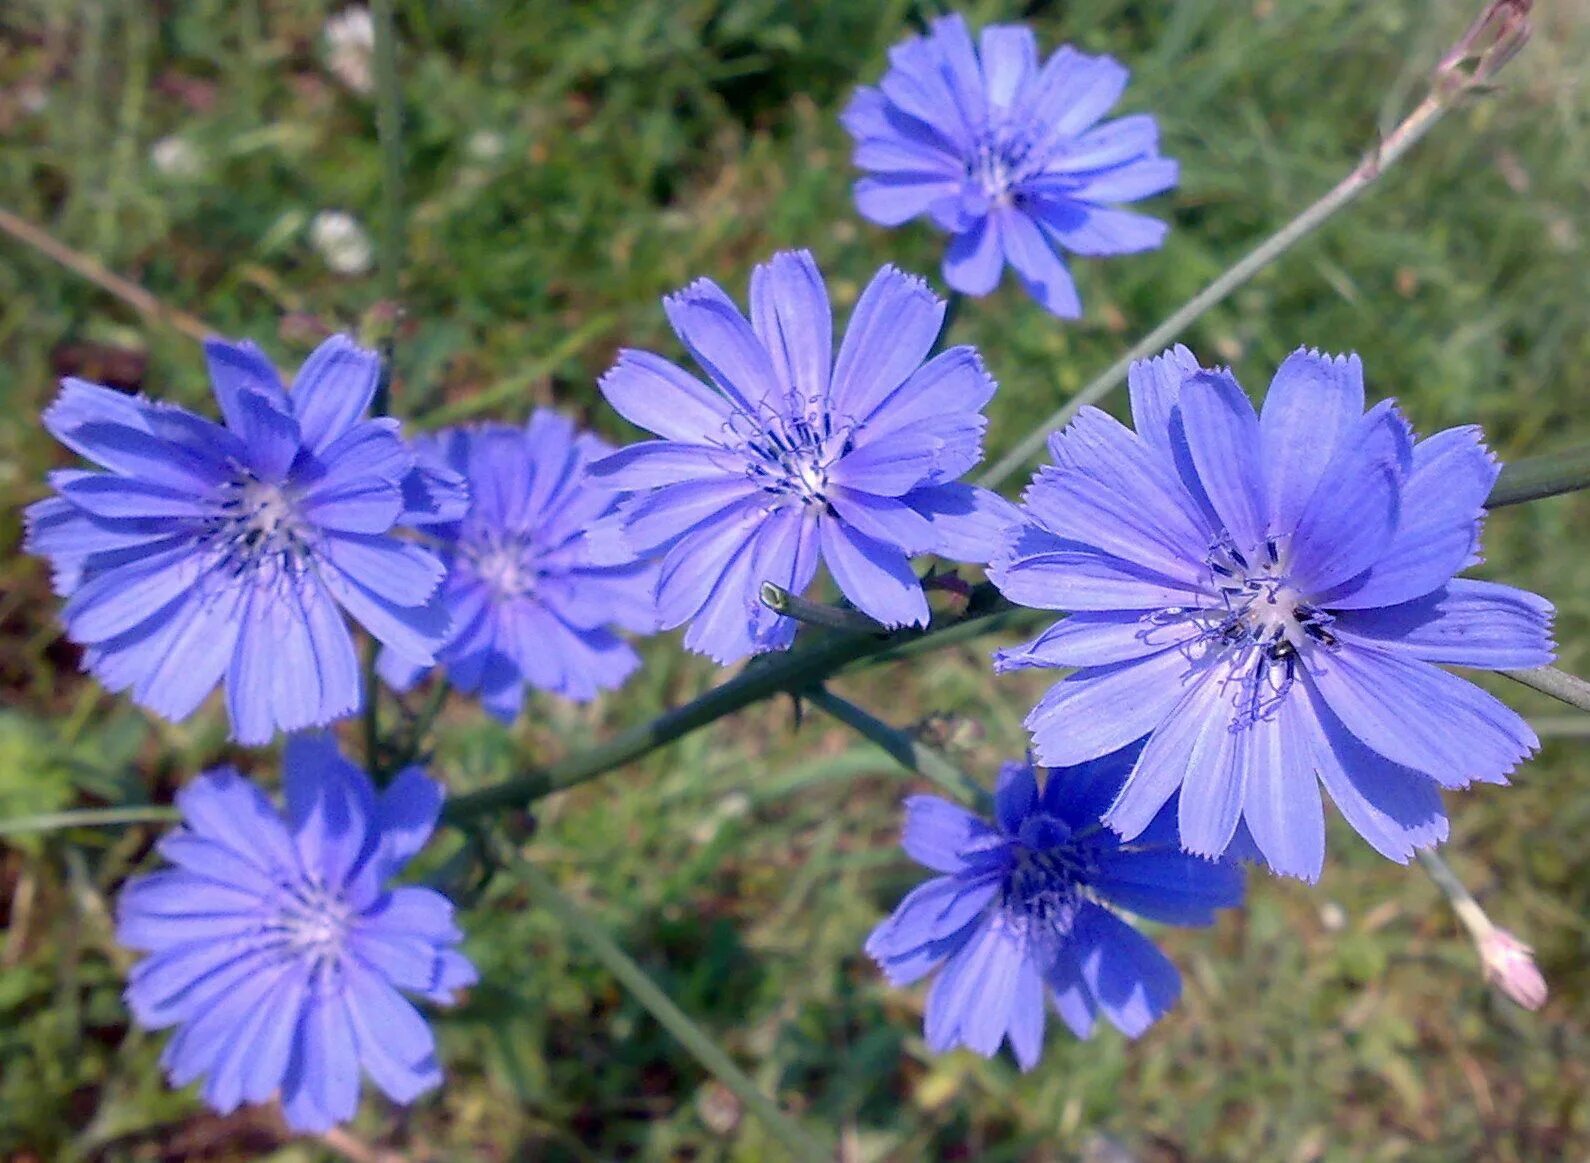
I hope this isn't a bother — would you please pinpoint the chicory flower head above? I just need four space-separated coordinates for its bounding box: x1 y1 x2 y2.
990 346 1555 881
588 249 1018 664
867 752 1243 1069
117 736 476 1133
843 14 1177 317
25 335 465 745
381 411 658 719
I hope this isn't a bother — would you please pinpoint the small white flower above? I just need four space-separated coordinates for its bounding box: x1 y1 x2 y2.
323 8 375 95
18 85 48 115
150 136 204 181
466 130 506 163
309 210 374 276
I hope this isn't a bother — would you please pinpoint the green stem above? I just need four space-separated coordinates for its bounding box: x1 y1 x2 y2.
362 0 406 769
978 10 1518 491
759 583 884 635
1501 666 1590 714
804 688 989 809
388 678 453 772
510 858 833 1163
0 805 179 838
441 585 1017 824
1486 444 1590 508
370 0 405 330
1415 848 1492 943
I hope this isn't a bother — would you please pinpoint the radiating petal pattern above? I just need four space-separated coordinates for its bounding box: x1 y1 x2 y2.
26 334 455 744
844 16 1175 316
590 250 1003 663
116 742 473 1134
990 344 1553 877
867 752 1242 1069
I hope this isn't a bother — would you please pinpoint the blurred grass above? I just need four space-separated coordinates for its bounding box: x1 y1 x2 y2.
1 0 1588 1159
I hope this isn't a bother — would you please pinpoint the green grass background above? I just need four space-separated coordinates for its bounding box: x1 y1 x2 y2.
1 0 1587 1159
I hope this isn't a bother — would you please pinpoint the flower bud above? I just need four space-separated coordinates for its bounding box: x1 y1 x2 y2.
1479 927 1547 1010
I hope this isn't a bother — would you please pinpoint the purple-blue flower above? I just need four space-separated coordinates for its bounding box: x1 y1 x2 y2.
380 412 658 719
842 14 1176 318
867 753 1243 1068
989 346 1555 882
587 249 1019 664
24 335 465 745
116 735 476 1133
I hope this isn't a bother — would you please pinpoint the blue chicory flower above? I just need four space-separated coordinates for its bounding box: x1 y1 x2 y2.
24 335 465 745
989 346 1555 881
587 249 1019 664
867 753 1243 1068
380 412 658 719
116 735 476 1133
842 14 1177 318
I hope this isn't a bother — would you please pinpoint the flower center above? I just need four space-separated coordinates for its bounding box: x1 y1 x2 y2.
974 141 1016 201
1000 814 1096 935
1146 538 1340 725
275 882 351 963
1202 539 1336 660
208 473 310 573
970 117 1056 205
733 408 852 506
470 537 537 599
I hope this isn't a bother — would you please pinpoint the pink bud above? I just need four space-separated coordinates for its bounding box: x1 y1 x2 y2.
1479 927 1547 1011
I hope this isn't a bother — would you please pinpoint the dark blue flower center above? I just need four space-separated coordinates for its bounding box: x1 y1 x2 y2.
970 117 1062 204
1152 537 1338 725
999 813 1099 936
731 407 854 507
208 472 312 573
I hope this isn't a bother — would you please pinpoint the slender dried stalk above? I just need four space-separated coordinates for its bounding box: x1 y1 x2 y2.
977 0 1533 490
0 206 211 343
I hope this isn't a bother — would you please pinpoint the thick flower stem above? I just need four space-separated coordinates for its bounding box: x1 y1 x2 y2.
509 857 834 1163
803 688 990 809
440 585 1021 824
1486 444 1590 508
978 0 1529 491
1500 665 1590 714
759 583 885 635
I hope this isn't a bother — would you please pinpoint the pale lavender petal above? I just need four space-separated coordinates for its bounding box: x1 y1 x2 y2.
1259 349 1365 535
662 277 780 416
599 349 733 442
819 517 929 629
290 335 381 453
1307 641 1536 787
1286 401 1410 593
203 337 289 432
1176 369 1267 556
943 214 1005 296
1332 579 1554 669
1027 646 1205 768
748 249 831 409
1000 209 1081 318
830 265 945 423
